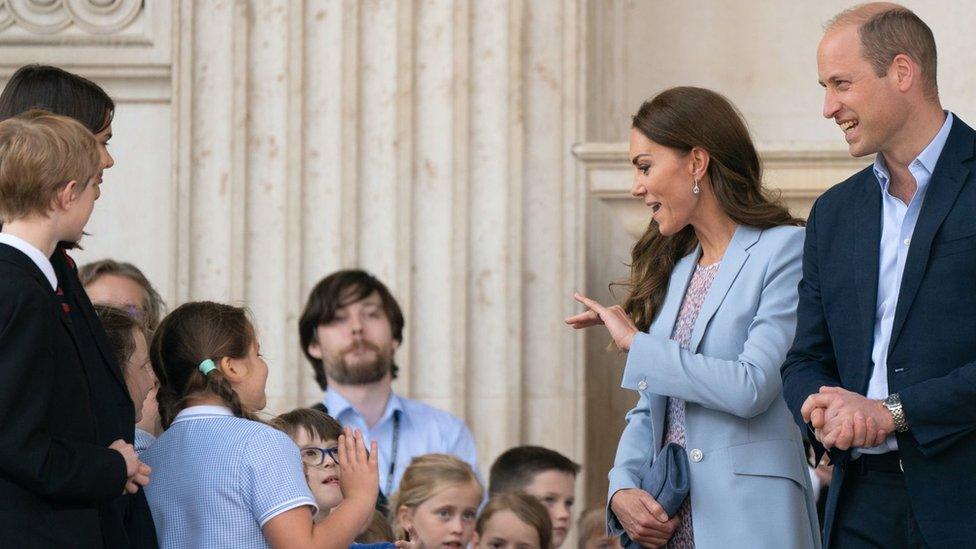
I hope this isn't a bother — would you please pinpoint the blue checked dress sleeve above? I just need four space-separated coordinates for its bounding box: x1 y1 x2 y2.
240 427 318 527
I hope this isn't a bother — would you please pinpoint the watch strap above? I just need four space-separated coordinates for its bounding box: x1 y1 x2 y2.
884 394 909 433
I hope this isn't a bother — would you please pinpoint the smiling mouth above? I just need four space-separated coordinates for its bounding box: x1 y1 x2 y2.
648 202 662 213
322 477 339 485
441 542 463 548
839 120 858 132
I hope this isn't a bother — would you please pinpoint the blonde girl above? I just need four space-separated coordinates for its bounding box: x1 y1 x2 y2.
391 454 483 549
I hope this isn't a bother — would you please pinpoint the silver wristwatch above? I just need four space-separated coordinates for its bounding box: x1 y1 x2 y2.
883 393 909 433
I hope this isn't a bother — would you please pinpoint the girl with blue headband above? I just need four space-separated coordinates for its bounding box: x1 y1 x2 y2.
143 301 379 548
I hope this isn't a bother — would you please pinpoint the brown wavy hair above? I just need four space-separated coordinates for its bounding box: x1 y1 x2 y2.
149 301 259 428
619 87 803 331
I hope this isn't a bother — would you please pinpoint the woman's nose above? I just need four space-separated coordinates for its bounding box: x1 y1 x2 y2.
631 178 645 198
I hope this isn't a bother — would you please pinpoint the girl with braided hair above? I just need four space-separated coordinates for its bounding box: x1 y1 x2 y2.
143 301 380 549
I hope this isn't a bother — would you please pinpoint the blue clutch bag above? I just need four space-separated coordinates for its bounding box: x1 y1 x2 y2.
640 442 690 517
613 442 690 548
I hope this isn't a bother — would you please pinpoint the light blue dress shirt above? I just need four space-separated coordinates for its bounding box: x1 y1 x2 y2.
862 111 954 455
322 390 479 494
142 405 316 548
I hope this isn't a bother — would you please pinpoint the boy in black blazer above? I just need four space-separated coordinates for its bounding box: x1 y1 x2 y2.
0 111 149 547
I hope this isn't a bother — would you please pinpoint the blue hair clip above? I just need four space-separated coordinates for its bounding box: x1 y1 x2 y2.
199 359 217 376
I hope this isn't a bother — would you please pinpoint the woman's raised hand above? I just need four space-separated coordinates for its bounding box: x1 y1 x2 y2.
565 292 639 351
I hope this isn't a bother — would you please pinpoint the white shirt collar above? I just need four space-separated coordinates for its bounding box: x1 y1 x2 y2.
0 233 57 290
171 405 235 425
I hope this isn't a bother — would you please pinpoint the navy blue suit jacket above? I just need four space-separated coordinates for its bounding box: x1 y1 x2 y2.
782 115 976 547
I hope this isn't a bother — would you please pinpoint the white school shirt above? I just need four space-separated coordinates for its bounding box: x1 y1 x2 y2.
142 405 317 549
860 111 953 455
0 233 57 290
322 390 479 495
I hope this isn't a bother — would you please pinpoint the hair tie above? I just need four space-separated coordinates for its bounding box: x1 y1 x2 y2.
199 359 217 376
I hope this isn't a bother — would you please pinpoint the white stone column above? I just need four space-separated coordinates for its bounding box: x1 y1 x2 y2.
2 0 585 508
169 0 588 488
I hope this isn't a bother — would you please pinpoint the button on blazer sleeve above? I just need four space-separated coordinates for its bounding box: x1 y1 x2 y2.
622 228 805 419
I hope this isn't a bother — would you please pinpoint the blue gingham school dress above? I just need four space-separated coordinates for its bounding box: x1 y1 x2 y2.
142 405 317 548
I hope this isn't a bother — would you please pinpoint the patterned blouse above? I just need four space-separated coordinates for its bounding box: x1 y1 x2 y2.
664 261 720 549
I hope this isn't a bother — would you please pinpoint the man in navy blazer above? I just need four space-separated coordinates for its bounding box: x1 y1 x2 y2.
782 4 976 547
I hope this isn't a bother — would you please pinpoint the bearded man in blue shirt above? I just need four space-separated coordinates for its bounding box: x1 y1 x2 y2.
300 269 479 496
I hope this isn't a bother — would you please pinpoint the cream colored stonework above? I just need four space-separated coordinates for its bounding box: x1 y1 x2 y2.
2 0 971 518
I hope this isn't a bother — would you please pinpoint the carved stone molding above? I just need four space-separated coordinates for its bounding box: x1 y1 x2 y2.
0 0 169 104
572 140 868 237
0 0 147 43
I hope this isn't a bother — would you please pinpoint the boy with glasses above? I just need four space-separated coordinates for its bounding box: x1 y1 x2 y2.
272 408 396 544
270 408 345 523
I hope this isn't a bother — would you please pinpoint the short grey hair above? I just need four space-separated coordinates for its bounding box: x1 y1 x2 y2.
80 259 166 331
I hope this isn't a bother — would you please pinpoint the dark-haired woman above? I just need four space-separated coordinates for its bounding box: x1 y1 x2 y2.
567 87 820 548
0 64 156 548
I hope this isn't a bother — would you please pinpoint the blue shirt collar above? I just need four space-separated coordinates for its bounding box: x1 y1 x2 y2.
322 388 405 425
873 111 954 190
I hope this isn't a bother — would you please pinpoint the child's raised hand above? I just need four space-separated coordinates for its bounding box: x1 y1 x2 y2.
337 427 379 508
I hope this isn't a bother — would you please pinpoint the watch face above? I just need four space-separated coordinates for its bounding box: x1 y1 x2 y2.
885 394 901 406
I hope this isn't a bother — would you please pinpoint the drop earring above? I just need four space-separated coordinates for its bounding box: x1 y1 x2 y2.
693 178 701 195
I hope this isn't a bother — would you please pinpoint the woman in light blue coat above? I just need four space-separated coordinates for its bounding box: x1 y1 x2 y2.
568 87 820 548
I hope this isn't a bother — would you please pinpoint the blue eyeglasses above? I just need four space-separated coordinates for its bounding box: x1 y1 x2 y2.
300 446 340 467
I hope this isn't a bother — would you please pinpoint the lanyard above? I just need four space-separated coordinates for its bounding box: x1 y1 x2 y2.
320 401 402 494
385 410 401 495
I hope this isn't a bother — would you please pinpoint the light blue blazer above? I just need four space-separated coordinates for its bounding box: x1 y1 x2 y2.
607 225 821 548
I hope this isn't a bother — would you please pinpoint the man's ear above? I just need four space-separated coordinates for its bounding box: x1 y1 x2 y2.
53 180 80 211
307 339 324 360
392 338 401 352
891 53 916 92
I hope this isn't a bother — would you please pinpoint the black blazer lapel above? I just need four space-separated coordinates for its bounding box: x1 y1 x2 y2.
0 245 83 375
53 248 128 389
0 244 55 295
852 172 882 393
889 121 975 355
79 288 128 388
